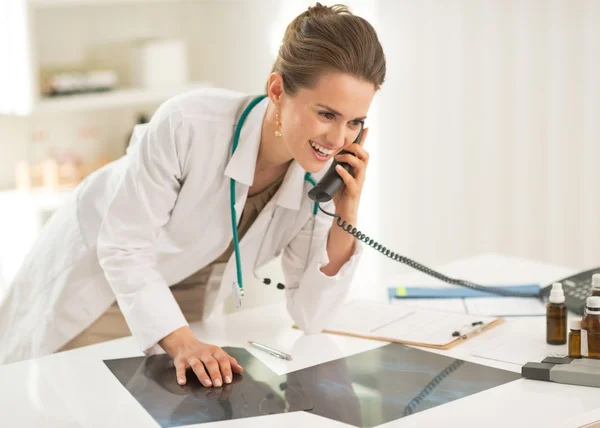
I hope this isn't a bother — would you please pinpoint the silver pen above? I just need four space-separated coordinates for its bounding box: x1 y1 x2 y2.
248 341 293 361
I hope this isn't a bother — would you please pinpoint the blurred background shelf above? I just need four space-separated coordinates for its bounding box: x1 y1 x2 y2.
29 0 187 8
34 82 212 114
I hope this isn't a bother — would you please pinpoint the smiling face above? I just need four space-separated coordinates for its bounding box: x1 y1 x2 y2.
272 72 376 173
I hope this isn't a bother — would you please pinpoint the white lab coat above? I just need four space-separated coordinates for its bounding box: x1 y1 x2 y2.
0 88 362 365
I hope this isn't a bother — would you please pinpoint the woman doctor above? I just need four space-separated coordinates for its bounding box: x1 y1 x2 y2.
0 3 386 388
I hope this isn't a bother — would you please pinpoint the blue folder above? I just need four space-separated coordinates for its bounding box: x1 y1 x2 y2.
387 284 542 300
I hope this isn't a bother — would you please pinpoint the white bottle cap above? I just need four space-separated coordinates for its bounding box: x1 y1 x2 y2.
586 296 600 309
549 283 565 304
570 319 582 330
592 274 600 290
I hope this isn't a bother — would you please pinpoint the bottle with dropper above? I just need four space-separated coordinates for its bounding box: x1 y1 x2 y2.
546 282 567 345
582 296 600 358
568 319 582 358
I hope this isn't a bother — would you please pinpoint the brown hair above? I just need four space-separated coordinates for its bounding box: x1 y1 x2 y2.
270 2 386 95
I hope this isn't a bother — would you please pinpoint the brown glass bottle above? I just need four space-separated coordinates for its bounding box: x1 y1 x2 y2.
546 283 567 345
582 296 600 358
568 319 582 358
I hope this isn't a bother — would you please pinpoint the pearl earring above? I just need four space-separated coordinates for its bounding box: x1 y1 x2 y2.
275 110 282 137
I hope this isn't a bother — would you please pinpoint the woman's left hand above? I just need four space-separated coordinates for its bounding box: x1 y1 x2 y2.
332 128 370 222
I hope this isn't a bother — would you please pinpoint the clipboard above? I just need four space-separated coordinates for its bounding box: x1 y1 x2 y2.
301 300 505 350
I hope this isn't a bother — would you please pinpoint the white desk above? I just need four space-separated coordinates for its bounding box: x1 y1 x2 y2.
1 254 599 428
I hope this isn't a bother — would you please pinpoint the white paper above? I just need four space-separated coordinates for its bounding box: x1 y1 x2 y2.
391 296 546 317
390 297 467 313
326 300 415 334
473 340 567 366
471 318 568 365
325 300 498 346
464 297 546 316
582 329 589 357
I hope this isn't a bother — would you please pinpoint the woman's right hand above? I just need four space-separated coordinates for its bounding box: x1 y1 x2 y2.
159 326 243 388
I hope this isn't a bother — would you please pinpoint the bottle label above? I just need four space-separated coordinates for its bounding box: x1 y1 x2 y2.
582 329 589 357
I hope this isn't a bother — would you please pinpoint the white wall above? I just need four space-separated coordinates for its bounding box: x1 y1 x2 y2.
374 0 600 286
183 0 279 94
2 0 599 305
0 116 29 188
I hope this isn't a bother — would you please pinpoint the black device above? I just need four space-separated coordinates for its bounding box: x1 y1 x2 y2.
307 123 541 299
307 124 365 203
540 267 600 315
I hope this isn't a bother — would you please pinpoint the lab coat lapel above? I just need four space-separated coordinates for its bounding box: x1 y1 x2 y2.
223 96 268 223
273 161 305 211
217 96 267 305
241 161 307 269
224 95 306 214
252 161 309 272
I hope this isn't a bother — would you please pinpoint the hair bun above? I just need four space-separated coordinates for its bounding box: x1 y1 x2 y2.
269 1 386 95
307 2 349 17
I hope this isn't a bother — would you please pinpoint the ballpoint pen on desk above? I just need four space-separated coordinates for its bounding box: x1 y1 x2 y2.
452 321 485 339
248 341 293 361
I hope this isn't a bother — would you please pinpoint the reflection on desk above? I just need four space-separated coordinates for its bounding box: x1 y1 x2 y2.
284 343 520 427
105 343 520 428
104 347 312 427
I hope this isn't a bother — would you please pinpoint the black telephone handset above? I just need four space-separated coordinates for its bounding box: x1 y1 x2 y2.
307 124 365 203
306 123 541 299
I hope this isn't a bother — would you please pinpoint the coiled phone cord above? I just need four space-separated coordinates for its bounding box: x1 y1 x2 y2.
317 205 541 298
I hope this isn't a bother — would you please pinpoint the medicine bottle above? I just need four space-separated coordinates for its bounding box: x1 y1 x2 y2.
588 274 600 298
582 296 600 358
568 319 582 358
546 283 567 345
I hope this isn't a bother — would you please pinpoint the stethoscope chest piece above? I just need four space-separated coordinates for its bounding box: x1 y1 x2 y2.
232 281 244 309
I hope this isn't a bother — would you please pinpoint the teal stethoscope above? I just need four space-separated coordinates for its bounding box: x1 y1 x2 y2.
230 94 318 307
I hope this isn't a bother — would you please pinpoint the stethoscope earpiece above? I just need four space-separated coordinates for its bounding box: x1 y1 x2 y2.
253 271 286 290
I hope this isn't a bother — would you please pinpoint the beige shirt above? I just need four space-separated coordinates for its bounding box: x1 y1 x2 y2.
213 173 285 265
175 171 286 287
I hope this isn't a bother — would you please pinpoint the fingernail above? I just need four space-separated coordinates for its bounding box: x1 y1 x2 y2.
178 378 185 385
336 165 342 170
225 376 232 384
214 378 222 387
204 379 212 387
